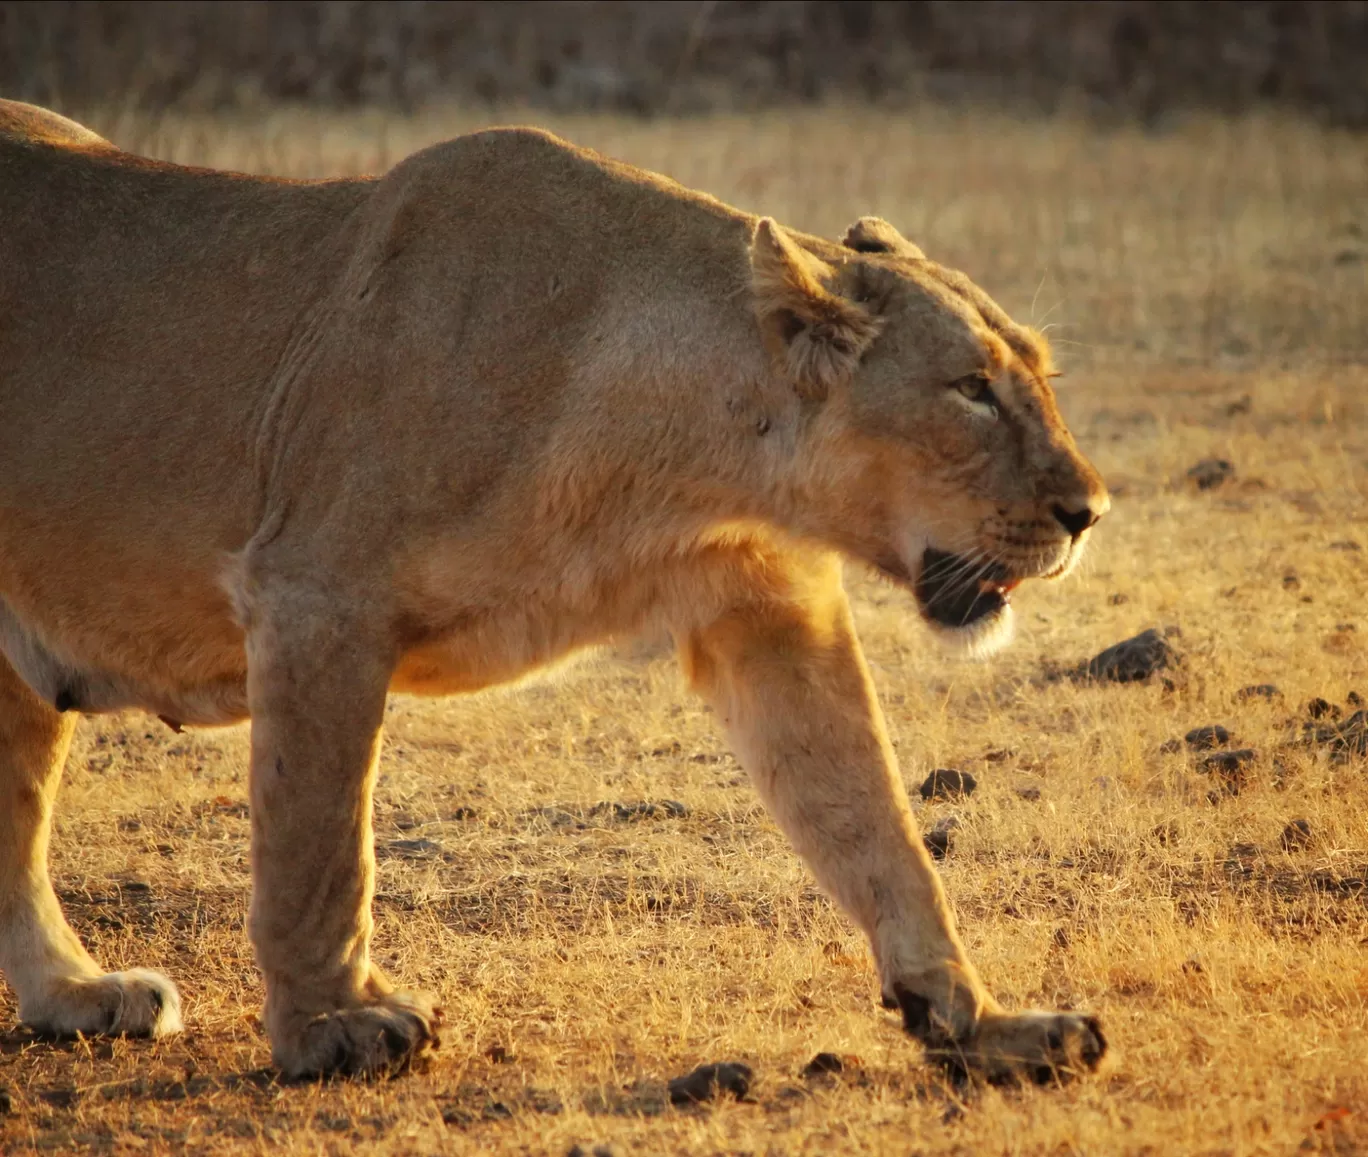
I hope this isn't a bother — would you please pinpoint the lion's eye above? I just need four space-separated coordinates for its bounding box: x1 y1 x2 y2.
952 373 998 412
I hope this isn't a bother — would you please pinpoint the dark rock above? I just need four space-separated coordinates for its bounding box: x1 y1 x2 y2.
485 1044 514 1064
923 816 961 861
1184 725 1231 750
1304 697 1339 720
1237 684 1280 702
1108 592 1129 605
527 806 579 828
1199 749 1257 792
802 1052 845 1077
567 1146 622 1157
1348 691 1364 707
482 1101 513 1120
1014 784 1042 801
0 1086 9 1116
1329 540 1362 552
596 800 689 821
919 768 977 801
1151 821 1179 845
1081 628 1176 683
1280 819 1313 852
667 1062 752 1105
1187 458 1235 490
1305 709 1368 758
383 838 444 859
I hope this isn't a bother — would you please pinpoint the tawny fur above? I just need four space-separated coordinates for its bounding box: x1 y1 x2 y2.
0 100 1108 1080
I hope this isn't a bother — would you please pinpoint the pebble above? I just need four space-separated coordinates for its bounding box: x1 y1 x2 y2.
919 769 977 801
802 1052 846 1077
1200 749 1257 792
667 1062 752 1105
1187 458 1235 490
1280 819 1313 852
1081 628 1176 683
923 815 961 861
1184 725 1231 750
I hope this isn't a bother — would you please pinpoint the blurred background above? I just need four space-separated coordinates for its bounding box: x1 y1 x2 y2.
3 1 1367 123
2 2 1365 374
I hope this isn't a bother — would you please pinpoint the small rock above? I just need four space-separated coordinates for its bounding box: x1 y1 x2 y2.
1082 628 1176 683
567 1146 623 1157
1184 725 1231 750
919 769 977 801
1187 458 1235 490
1108 592 1129 605
1237 684 1280 702
0 1086 10 1116
802 1052 845 1077
1304 697 1340 721
1329 540 1362 552
1348 691 1364 707
482 1101 513 1121
1151 821 1179 845
1200 749 1257 792
1333 248 1363 265
527 806 579 828
1305 709 1368 758
610 800 689 820
667 1062 752 1105
1280 819 1313 852
485 1044 514 1064
383 838 444 859
923 815 961 861
1014 785 1042 802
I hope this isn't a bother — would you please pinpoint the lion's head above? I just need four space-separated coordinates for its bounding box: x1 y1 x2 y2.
752 215 1108 654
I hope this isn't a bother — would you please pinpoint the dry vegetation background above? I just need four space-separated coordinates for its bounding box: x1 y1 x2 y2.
1 98 1367 1156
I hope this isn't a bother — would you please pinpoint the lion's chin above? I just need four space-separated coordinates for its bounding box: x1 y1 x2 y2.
923 601 1016 659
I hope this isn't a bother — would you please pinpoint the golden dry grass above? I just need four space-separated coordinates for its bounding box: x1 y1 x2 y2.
2 104 1366 1156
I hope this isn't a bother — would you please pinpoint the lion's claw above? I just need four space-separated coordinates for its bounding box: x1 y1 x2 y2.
273 990 442 1080
893 985 1107 1084
21 968 183 1039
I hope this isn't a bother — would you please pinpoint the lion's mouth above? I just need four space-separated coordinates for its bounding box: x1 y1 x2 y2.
914 547 1020 629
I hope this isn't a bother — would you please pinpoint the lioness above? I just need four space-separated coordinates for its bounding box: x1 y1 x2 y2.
0 100 1109 1081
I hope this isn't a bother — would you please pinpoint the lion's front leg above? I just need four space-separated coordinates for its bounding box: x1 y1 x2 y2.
243 584 440 1079
678 550 1105 1084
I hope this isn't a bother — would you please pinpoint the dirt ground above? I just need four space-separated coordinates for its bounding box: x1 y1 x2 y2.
1 105 1365 1156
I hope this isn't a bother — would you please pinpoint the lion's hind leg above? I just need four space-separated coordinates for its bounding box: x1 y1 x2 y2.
0 653 182 1037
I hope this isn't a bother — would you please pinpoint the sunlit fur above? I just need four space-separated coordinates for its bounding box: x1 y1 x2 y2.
0 104 1108 1083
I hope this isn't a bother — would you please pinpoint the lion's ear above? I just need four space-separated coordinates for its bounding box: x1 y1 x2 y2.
750 217 882 402
842 216 924 260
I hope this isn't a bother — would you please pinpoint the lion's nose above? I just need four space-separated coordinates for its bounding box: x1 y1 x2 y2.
1052 501 1105 539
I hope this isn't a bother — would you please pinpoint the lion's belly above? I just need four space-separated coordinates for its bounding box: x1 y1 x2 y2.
0 575 249 727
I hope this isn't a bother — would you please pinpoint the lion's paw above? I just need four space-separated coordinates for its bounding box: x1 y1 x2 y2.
273 990 442 1080
22 968 183 1038
935 1009 1107 1085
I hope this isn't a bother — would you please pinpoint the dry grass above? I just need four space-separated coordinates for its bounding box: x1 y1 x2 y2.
2 104 1367 1156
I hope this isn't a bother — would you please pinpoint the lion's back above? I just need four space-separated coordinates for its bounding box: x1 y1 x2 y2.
0 100 113 150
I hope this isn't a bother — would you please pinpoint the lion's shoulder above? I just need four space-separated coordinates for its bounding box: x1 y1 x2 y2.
0 100 114 151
